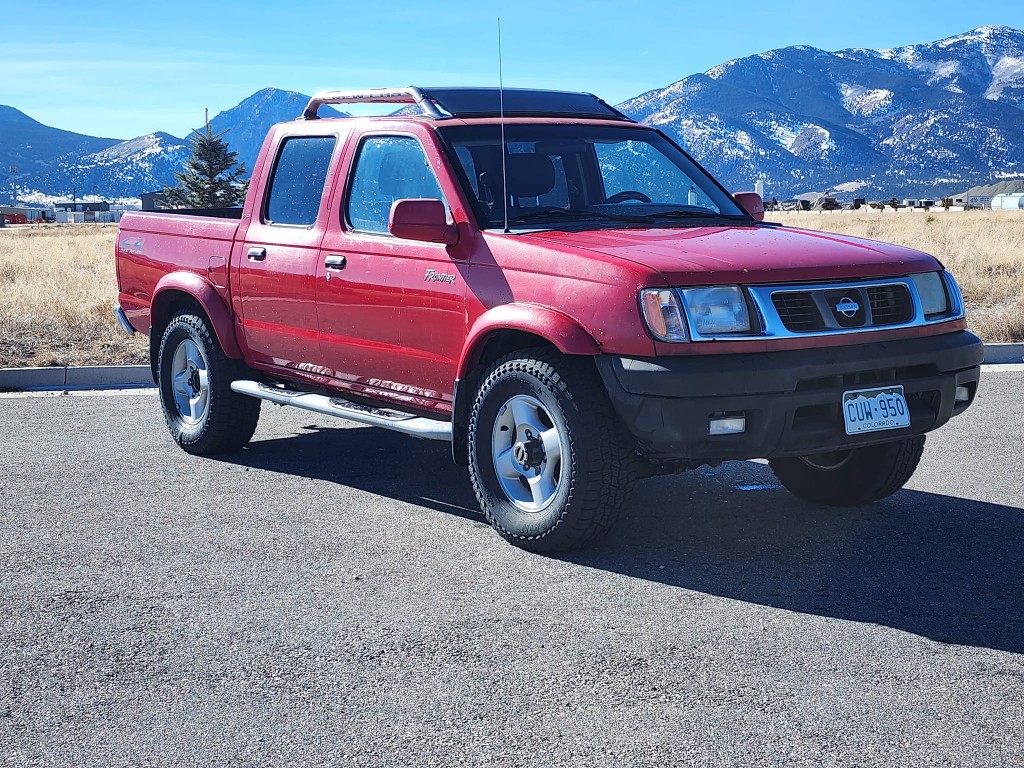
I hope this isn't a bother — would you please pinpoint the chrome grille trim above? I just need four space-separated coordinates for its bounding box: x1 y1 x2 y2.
681 273 964 341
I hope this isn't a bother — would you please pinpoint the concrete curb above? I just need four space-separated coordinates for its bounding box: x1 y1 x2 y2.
983 343 1024 364
1 345 1021 392
0 365 153 392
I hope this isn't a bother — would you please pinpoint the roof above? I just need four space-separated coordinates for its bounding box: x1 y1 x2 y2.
302 87 631 122
963 179 1024 198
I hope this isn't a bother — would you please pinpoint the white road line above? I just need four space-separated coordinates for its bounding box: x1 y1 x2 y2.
982 364 1024 373
0 388 157 399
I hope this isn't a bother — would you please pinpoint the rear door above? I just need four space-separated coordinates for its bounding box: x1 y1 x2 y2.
315 128 470 412
232 131 341 372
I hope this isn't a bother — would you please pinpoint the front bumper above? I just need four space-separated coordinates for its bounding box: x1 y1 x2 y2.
595 331 983 461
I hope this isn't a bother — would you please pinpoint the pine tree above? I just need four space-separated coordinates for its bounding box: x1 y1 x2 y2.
164 113 248 208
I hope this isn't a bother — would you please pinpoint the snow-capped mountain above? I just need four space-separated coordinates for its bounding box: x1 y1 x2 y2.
29 132 190 201
620 25 1024 198
188 87 346 174
4 29 1024 202
1 88 344 201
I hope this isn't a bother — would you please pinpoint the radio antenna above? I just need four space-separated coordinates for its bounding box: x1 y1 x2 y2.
498 17 510 234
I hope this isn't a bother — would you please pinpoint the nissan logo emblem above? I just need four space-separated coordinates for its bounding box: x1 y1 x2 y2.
835 296 860 318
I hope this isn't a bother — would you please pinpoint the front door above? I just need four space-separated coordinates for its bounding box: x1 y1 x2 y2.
315 132 468 412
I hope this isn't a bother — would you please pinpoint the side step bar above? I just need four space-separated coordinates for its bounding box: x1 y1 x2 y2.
230 380 452 442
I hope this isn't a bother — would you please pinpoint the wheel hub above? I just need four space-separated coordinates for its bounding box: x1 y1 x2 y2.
491 394 565 512
169 337 210 425
513 431 545 470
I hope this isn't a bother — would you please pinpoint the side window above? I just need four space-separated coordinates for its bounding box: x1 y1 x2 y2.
347 136 446 234
264 136 337 226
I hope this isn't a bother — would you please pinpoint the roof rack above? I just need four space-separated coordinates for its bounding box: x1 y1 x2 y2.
301 87 632 122
302 88 443 120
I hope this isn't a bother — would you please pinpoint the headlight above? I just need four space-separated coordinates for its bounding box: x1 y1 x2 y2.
679 285 752 335
910 272 949 317
640 288 688 341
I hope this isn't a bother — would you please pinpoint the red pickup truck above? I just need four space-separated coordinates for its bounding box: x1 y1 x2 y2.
115 87 982 552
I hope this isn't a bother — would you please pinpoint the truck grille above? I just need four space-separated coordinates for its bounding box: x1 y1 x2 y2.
772 292 825 332
771 282 915 333
866 284 914 326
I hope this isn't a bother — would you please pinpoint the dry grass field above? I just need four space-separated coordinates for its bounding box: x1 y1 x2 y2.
0 212 1021 369
0 225 148 368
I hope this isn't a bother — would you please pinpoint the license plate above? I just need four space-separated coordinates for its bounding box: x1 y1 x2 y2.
842 385 910 435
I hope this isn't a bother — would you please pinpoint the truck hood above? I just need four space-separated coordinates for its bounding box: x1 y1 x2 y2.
521 224 941 286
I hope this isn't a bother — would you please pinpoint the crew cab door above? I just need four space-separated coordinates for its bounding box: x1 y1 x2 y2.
315 130 470 412
232 132 340 371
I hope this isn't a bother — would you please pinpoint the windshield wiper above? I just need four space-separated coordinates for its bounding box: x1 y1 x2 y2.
641 209 741 221
505 207 651 225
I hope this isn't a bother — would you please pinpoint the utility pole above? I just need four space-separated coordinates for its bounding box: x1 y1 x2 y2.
8 166 17 205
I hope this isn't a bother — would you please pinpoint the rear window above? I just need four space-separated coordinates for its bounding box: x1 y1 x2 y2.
264 136 337 226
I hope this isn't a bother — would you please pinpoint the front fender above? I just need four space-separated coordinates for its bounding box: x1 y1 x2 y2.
458 304 600 379
152 272 242 359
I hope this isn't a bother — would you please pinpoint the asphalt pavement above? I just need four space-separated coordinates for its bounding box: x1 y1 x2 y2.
1 370 1022 767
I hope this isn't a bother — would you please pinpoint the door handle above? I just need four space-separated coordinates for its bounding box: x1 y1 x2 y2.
247 247 267 262
324 254 347 270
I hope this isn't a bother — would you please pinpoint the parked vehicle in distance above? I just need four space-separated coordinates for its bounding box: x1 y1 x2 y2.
114 87 983 552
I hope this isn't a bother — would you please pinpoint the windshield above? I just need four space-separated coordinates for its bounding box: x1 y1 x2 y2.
437 123 747 230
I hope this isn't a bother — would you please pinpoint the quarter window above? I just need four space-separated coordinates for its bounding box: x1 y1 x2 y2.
347 136 446 234
264 136 337 226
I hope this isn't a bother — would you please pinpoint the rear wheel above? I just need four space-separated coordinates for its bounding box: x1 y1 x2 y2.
467 349 633 553
157 313 260 455
769 435 925 506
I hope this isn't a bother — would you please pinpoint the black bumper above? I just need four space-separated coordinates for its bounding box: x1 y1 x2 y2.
595 331 983 461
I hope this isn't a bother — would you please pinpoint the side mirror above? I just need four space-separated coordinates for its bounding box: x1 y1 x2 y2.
388 199 459 245
733 191 765 222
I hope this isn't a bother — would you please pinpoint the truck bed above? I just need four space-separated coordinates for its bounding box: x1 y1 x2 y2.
138 207 243 219
116 211 242 334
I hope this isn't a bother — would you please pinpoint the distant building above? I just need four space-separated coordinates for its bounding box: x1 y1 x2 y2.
141 191 169 211
0 205 52 223
54 201 110 213
991 193 1024 210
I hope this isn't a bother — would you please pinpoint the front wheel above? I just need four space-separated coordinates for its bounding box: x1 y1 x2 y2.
769 435 926 506
157 313 261 455
467 349 633 553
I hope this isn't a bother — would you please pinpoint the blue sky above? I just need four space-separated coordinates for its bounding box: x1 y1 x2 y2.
5 1 1023 140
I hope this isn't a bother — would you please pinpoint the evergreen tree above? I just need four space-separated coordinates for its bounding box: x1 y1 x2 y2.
164 115 247 208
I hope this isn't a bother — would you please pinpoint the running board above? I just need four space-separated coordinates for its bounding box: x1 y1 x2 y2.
230 380 452 441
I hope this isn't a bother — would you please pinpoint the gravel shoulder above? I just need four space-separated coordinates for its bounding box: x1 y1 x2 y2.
1 374 1022 767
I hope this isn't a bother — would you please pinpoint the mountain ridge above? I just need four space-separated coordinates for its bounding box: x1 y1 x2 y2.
3 88 343 203
619 25 1024 198
4 26 1024 202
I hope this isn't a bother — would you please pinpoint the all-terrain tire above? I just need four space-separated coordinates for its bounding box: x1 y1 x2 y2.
467 348 633 553
769 435 926 506
157 313 260 456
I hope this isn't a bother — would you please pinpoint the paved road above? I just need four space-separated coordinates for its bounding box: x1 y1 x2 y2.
1 370 1022 767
